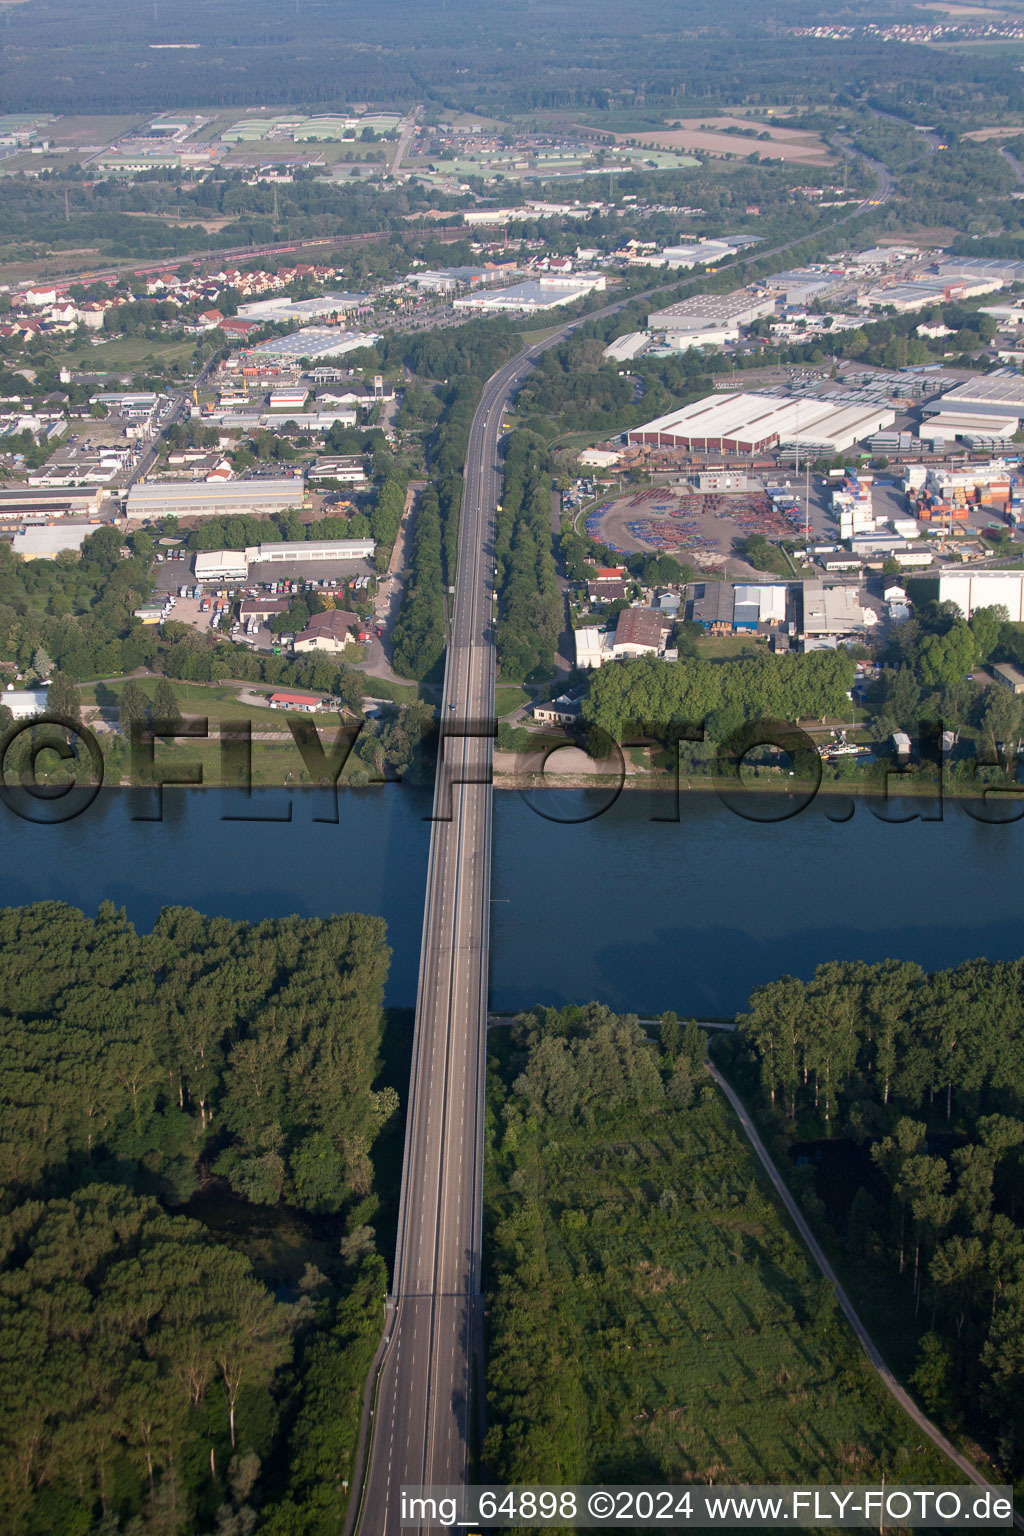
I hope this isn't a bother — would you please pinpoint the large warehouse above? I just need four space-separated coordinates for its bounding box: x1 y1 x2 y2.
627 392 895 455
126 477 304 521
647 290 776 334
924 374 1024 423
194 538 375 583
926 570 1024 622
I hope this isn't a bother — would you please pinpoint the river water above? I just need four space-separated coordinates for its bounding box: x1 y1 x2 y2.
0 785 1021 1017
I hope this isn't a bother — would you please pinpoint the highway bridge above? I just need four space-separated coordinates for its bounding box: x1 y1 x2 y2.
350 163 897 1536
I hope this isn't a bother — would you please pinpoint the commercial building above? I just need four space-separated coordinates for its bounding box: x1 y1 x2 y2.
408 267 519 294
244 329 381 363
268 691 323 712
236 292 371 322
306 456 367 485
126 477 303 521
293 609 361 653
11 522 96 559
452 273 605 313
268 387 309 411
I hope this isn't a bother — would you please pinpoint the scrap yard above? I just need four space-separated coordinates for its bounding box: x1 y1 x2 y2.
586 482 806 566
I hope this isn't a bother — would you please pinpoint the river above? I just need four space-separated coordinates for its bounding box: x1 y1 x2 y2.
0 786 1021 1017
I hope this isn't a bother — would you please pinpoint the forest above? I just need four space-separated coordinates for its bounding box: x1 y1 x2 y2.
484 1003 953 1490
0 0 1021 124
0 899 398 1534
579 648 857 748
494 432 563 683
727 955 1024 1477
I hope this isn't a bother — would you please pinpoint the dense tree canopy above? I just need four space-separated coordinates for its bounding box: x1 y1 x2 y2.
734 955 1024 1474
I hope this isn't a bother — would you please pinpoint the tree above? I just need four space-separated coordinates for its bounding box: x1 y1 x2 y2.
119 678 148 737
46 670 80 723
153 677 182 728
31 645 54 680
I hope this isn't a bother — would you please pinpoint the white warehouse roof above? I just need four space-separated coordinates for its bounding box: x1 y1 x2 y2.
936 570 1024 622
195 549 249 580
919 414 1017 443
931 375 1024 418
630 391 894 454
12 522 97 558
250 539 374 562
127 477 303 519
734 583 787 623
603 331 649 361
780 404 897 455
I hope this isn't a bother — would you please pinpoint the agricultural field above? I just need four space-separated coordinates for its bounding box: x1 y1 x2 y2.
57 334 198 370
484 1008 953 1488
602 115 833 165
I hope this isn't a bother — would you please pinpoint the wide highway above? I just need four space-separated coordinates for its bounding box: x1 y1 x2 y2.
350 161 897 1536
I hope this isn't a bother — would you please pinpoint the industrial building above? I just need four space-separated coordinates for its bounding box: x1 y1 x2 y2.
647 290 776 335
926 570 1024 622
628 391 894 455
991 662 1024 694
572 606 669 667
925 375 1024 422
1 686 49 719
733 584 787 627
603 331 649 362
764 267 846 307
194 549 250 582
243 329 382 363
611 607 669 657
254 539 374 564
919 415 1017 448
125 477 304 521
0 486 104 516
574 627 609 669
800 582 874 638
857 276 1002 312
692 583 735 632
11 522 97 559
193 537 375 583
306 456 367 485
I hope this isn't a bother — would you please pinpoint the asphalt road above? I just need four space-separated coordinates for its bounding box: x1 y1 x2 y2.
350 163 899 1536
